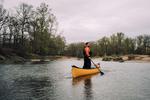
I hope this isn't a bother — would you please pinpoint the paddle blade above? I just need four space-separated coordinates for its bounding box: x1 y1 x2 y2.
100 71 104 75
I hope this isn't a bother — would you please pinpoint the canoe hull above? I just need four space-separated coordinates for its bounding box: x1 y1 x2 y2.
72 66 100 78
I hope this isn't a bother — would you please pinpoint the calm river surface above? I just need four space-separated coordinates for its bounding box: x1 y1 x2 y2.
0 58 150 100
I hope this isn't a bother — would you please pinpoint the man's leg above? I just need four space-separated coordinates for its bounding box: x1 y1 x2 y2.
83 58 89 69
87 58 91 69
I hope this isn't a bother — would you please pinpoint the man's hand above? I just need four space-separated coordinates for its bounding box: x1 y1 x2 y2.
88 56 91 59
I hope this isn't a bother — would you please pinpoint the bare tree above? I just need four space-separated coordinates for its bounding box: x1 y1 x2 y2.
16 3 33 45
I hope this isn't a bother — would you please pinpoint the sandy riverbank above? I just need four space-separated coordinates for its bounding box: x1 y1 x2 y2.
121 55 150 62
100 55 150 62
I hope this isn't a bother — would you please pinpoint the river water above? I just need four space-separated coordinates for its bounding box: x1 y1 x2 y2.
0 58 150 100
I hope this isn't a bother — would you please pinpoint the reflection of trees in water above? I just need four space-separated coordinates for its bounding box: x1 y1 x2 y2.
84 78 93 100
9 76 56 100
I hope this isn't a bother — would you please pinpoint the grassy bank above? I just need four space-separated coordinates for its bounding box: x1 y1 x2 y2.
0 52 64 64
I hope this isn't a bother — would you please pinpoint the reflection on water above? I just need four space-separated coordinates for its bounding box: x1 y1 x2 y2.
72 74 98 86
72 74 99 100
84 78 93 100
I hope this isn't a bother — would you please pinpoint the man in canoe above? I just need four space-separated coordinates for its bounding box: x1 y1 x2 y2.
83 42 92 69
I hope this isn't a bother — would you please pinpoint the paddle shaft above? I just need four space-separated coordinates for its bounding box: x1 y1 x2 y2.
90 58 104 75
90 59 97 66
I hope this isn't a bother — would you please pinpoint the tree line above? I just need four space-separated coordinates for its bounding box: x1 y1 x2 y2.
0 3 66 56
0 3 150 58
65 33 150 58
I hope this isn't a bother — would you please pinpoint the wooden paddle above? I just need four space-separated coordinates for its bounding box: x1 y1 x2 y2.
90 58 104 75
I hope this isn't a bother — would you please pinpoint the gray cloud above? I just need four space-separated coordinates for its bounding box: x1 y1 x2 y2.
3 0 150 43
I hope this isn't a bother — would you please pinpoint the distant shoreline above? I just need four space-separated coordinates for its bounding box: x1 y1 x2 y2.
98 55 150 63
0 54 150 64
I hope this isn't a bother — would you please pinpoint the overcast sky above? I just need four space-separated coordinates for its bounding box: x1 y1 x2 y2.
2 0 150 43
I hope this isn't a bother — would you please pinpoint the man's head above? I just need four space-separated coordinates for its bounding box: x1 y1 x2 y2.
85 42 90 47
